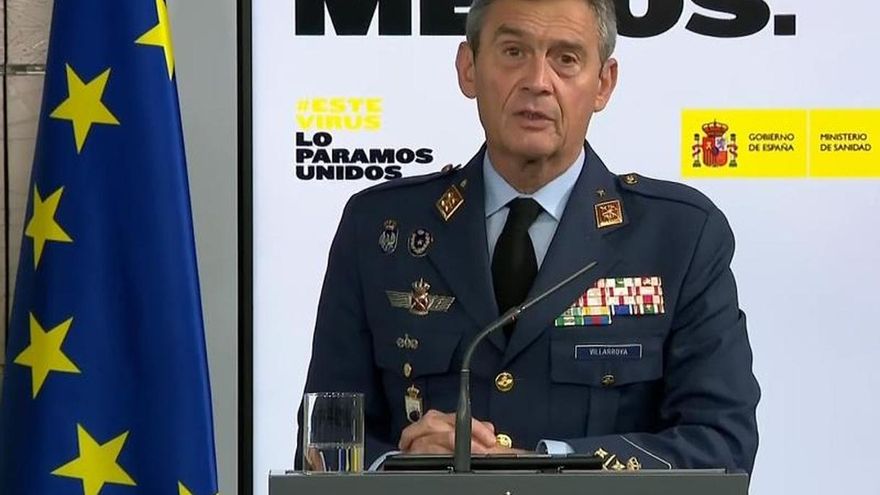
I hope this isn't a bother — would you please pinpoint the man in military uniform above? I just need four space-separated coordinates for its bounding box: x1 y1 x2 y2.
298 0 760 473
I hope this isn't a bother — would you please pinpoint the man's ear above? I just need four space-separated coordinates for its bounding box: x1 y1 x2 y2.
456 42 477 99
594 57 619 112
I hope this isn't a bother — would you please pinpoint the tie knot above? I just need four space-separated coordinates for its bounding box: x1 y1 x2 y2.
506 197 543 229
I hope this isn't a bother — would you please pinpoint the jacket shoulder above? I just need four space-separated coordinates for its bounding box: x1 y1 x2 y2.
616 173 718 215
351 165 462 201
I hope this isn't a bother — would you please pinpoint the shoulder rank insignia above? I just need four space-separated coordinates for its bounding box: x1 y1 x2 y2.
595 200 624 229
436 184 464 222
386 278 455 316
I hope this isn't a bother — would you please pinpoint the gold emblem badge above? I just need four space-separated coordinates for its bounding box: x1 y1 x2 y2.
386 279 455 316
436 185 464 222
626 457 642 471
595 200 624 229
405 385 423 423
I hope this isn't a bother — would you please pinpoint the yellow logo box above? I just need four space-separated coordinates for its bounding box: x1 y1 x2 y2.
681 109 880 178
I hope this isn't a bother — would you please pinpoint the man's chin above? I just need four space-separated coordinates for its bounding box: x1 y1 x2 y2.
508 144 558 162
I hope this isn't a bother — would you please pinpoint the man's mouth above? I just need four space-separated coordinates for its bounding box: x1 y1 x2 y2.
516 110 553 121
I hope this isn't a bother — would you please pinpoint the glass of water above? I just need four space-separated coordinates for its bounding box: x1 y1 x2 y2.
301 392 364 473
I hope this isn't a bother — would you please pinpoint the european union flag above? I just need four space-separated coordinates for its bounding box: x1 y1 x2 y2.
0 1 218 494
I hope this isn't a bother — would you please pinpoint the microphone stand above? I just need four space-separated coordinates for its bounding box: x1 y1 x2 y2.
452 261 598 473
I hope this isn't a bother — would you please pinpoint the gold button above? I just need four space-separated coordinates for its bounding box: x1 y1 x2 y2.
403 362 412 378
601 374 616 387
624 174 639 185
495 372 514 392
495 433 512 448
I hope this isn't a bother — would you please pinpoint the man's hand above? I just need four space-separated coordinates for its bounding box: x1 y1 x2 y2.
398 409 498 454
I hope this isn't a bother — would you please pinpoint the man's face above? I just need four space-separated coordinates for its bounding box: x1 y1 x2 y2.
456 0 617 163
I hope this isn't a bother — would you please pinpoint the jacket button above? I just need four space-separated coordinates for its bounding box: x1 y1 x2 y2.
403 362 412 378
495 372 514 392
601 374 616 387
495 433 513 448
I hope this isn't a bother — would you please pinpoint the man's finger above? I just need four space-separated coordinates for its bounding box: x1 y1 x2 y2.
398 410 453 450
471 418 497 447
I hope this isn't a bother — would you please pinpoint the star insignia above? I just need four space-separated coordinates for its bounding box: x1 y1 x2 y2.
50 65 120 153
13 312 80 398
136 0 176 79
52 424 136 495
25 185 73 269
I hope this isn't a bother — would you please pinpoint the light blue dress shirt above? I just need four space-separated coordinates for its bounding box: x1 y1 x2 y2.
484 150 585 456
483 149 585 268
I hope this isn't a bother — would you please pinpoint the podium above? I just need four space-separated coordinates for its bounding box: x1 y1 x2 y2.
269 470 749 495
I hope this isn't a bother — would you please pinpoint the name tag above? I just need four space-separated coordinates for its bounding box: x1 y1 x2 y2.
575 344 643 361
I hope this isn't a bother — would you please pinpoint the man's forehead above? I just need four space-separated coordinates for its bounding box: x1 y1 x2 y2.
483 0 597 44
492 23 590 49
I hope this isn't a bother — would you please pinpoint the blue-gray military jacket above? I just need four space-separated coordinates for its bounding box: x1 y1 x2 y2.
298 143 760 472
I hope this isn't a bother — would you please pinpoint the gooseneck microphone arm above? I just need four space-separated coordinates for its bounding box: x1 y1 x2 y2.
452 261 599 473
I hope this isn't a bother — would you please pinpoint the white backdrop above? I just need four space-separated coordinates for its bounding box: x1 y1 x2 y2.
253 1 880 494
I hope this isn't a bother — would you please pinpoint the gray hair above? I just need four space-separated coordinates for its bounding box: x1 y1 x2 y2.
465 0 618 63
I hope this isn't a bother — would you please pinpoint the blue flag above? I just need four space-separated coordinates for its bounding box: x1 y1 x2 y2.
0 1 218 494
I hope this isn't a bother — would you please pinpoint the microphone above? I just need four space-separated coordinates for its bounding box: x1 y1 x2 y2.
453 260 599 473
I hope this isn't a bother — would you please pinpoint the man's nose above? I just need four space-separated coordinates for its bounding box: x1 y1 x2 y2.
521 56 553 94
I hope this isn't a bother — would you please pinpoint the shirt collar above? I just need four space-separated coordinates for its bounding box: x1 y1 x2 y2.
483 147 585 221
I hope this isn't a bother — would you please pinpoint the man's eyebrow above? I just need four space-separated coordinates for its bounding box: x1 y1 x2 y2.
492 24 527 42
554 40 587 55
492 25 588 54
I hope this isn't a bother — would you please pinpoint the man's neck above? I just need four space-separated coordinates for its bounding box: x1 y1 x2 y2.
486 145 583 194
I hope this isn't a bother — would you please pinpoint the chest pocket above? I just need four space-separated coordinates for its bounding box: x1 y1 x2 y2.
373 328 463 378
550 332 664 435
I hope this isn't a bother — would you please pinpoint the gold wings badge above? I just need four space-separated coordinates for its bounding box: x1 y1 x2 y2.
386 278 455 316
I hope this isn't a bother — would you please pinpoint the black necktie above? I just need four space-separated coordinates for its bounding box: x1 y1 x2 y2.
492 198 542 338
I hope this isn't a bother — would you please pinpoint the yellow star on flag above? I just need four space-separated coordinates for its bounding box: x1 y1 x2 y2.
13 313 80 398
25 185 73 269
50 65 120 153
52 424 137 495
178 482 220 495
136 0 176 79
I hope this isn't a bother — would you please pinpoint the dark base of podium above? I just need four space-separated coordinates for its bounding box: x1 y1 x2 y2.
270 470 749 495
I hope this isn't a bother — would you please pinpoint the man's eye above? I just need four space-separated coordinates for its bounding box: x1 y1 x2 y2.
560 54 578 65
503 47 522 57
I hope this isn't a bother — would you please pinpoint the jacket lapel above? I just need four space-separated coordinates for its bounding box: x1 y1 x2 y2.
502 145 628 365
424 148 506 352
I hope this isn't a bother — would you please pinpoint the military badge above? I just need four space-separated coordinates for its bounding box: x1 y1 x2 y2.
408 228 433 257
555 276 665 327
386 278 455 316
405 385 423 423
378 219 398 254
595 200 624 229
396 333 419 350
436 184 464 222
